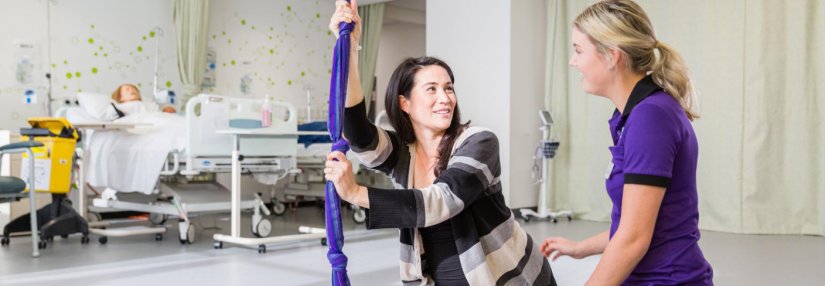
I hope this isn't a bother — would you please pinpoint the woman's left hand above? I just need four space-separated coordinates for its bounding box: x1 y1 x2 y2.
162 106 176 113
325 151 360 202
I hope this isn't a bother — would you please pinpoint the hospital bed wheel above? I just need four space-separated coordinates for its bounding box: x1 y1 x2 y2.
352 208 366 224
38 241 47 249
46 236 54 242
552 218 558 223
522 214 530 222
87 212 102 223
81 236 90 244
321 238 327 246
156 234 163 241
214 241 223 249
252 219 272 237
0 237 8 246
149 213 168 225
567 215 572 221
99 236 108 245
180 224 196 245
61 234 69 239
271 200 286 216
258 244 266 254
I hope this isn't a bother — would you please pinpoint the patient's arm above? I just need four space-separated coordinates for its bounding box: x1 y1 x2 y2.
162 106 176 113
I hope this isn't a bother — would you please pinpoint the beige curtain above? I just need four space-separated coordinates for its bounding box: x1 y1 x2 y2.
358 3 385 113
545 0 825 235
172 0 210 108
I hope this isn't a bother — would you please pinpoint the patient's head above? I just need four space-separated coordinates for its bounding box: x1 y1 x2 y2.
112 84 141 103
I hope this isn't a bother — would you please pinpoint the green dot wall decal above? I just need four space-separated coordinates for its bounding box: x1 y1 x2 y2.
327 31 332 35
137 46 143 52
63 85 67 89
213 35 216 39
222 31 226 35
231 60 236 65
99 46 103 50
241 20 246 25
328 69 332 74
51 64 56 68
75 72 81 78
149 31 156 37
166 81 172 88
143 36 147 40
88 38 94 44
228 39 232 44
222 63 226 67
66 73 72 79
91 24 95 29
92 67 98 74
270 27 274 31
287 6 291 11
316 13 320 18
251 26 255 30
104 53 108 57
94 52 98 56
301 72 305 77
64 60 68 65
270 49 274 54
78 89 82 92
287 80 292 85
137 83 142 87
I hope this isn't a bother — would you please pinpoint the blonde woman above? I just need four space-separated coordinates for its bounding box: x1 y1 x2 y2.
540 1 713 285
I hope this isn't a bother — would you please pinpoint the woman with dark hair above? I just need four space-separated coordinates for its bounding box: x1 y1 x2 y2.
324 1 556 285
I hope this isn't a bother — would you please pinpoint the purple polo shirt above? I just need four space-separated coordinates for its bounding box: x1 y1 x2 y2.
606 75 713 285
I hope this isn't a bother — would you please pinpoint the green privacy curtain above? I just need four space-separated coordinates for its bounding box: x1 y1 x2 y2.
357 3 384 114
172 0 209 107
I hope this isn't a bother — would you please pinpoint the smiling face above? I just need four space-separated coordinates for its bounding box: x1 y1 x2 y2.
569 27 615 97
400 65 457 135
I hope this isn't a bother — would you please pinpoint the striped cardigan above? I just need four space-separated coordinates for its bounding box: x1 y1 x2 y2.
344 101 556 286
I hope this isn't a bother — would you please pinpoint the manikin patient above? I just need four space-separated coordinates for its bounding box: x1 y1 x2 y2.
111 84 176 114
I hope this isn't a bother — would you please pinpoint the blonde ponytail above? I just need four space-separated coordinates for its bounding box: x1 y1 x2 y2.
574 0 699 121
651 42 699 120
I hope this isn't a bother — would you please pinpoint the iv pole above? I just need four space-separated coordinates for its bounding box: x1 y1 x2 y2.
45 0 54 116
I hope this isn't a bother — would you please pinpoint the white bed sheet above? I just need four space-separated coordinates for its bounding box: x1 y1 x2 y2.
74 111 186 195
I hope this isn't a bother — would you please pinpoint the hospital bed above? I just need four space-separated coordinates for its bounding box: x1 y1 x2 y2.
276 137 393 224
58 94 299 244
58 93 391 248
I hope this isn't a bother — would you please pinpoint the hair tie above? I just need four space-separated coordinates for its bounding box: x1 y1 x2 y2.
655 41 661 49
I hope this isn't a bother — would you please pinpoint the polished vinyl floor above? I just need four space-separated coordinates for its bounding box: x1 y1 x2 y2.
1 205 824 286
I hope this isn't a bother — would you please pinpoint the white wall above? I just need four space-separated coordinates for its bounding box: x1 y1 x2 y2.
510 0 547 208
0 0 180 131
427 0 514 205
207 0 337 122
0 0 338 132
427 0 548 208
375 23 426 117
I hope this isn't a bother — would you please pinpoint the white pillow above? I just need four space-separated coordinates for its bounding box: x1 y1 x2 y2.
77 92 115 121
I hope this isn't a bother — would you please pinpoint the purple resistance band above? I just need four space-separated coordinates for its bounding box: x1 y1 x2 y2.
326 1 353 284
